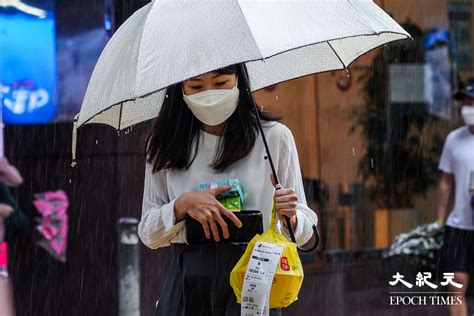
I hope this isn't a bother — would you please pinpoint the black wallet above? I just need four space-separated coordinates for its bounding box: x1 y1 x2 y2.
185 210 263 244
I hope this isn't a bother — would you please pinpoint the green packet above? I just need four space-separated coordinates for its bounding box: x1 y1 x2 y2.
198 178 245 212
221 195 243 211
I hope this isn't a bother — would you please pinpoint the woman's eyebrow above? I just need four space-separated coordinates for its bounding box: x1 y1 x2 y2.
211 73 226 79
188 73 227 81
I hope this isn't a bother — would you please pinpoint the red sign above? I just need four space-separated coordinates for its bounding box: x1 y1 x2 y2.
280 256 290 271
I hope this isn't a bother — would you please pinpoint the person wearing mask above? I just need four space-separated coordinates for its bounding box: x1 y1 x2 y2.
437 78 474 316
138 63 318 315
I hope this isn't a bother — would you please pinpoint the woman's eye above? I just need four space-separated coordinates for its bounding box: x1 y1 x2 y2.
215 81 228 86
190 86 202 90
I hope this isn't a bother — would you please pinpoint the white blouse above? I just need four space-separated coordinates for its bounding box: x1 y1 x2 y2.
138 121 318 249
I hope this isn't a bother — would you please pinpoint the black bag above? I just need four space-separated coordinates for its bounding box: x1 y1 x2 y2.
1 184 29 242
185 210 263 244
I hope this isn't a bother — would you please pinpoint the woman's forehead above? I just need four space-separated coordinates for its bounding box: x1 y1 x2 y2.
187 72 235 82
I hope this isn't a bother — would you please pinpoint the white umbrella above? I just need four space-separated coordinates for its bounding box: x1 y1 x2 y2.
74 0 409 133
72 0 409 249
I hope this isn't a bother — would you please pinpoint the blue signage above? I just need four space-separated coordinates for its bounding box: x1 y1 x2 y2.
0 10 57 124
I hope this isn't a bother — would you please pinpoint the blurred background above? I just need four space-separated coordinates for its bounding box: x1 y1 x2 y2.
1 0 473 315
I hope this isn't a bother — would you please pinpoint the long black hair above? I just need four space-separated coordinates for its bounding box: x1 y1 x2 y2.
146 63 280 173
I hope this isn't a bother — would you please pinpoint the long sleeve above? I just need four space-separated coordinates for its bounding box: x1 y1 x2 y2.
276 126 318 246
138 163 184 249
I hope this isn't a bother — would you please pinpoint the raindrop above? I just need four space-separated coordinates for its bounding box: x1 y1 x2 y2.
352 147 355 156
95 139 99 145
370 158 374 169
275 95 279 101
69 179 72 184
165 94 168 98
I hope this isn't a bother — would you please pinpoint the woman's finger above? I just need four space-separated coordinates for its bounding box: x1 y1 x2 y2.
206 213 221 242
275 194 298 203
276 201 298 210
208 185 233 197
278 209 297 218
275 188 295 197
213 211 229 239
196 214 211 239
217 203 243 228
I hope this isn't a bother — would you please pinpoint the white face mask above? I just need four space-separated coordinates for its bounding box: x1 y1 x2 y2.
461 106 474 126
183 79 239 126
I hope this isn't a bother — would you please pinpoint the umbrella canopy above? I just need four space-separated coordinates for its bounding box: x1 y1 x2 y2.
73 0 410 249
75 0 410 130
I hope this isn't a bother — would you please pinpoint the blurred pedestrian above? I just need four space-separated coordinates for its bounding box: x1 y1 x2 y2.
0 156 23 316
437 77 474 316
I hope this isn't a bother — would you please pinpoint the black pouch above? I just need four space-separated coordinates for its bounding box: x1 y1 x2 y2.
1 185 29 242
185 210 263 245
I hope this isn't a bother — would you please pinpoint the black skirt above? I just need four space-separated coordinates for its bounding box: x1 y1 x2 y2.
155 243 282 316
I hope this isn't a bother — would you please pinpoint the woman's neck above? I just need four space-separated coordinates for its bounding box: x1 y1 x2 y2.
201 122 226 136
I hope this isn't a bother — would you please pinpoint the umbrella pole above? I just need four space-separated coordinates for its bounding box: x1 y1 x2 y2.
238 64 298 242
238 63 319 252
238 64 281 188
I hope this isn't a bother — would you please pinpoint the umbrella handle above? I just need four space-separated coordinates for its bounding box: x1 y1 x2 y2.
280 190 320 253
238 64 319 253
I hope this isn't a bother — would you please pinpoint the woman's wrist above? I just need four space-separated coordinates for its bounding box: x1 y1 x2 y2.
174 194 188 222
282 214 297 231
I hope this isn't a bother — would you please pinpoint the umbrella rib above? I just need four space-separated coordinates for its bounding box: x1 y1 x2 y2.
117 102 123 131
79 31 407 129
153 31 408 93
327 41 347 69
235 1 264 60
134 1 155 101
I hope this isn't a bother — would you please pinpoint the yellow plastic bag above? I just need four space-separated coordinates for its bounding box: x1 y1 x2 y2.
230 206 304 308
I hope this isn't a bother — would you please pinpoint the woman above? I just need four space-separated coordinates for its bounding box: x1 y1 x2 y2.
139 63 318 315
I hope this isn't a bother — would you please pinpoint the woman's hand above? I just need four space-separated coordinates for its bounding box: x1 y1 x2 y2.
174 185 243 242
271 174 297 231
0 203 14 219
0 157 23 187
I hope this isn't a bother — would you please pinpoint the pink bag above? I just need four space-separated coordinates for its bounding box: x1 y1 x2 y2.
0 242 7 277
34 190 69 262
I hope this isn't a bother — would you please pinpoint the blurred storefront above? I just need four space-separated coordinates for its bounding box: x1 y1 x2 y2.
2 0 474 315
256 0 474 252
